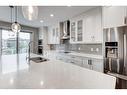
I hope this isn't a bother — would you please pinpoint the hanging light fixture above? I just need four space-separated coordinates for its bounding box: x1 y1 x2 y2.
11 6 21 33
22 6 38 21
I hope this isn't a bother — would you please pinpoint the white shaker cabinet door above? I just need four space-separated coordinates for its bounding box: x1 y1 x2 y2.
83 7 102 43
93 8 102 43
103 6 126 28
83 15 93 43
82 58 90 69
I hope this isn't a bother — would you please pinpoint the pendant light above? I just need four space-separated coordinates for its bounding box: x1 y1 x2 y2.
11 6 21 33
22 6 38 21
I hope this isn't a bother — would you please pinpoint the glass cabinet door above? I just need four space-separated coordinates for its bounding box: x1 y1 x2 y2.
77 20 83 41
70 22 76 42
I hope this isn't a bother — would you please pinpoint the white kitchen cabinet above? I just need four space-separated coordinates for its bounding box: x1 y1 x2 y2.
82 58 103 73
70 17 84 43
70 21 76 43
68 55 83 67
48 25 60 44
103 6 126 28
56 53 103 73
82 58 90 69
84 7 102 43
70 7 102 44
77 20 83 42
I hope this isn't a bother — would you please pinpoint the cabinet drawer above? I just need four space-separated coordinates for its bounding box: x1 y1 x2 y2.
82 59 92 69
67 59 83 67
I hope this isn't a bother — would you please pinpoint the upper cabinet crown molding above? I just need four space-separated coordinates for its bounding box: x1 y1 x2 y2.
103 6 127 28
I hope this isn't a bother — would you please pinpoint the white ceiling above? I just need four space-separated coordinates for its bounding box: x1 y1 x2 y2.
0 6 96 28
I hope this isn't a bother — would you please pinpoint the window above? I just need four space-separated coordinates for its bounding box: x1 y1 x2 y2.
1 29 31 55
19 32 31 54
2 29 16 55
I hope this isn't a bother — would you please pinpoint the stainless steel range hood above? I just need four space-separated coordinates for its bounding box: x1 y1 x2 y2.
61 20 70 39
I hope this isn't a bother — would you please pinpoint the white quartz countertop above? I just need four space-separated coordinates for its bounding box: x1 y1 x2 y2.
68 52 103 59
0 53 116 89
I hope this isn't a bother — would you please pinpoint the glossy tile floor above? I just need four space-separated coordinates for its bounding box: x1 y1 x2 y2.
0 54 116 89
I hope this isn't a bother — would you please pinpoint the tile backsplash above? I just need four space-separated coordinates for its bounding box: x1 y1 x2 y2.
50 40 102 55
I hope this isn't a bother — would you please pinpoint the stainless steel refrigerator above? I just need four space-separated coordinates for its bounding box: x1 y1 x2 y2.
104 26 127 89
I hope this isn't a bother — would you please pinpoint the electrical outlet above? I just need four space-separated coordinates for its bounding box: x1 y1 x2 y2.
91 48 94 51
96 48 99 52
78 47 81 50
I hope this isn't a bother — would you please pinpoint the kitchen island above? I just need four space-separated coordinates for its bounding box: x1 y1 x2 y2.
0 53 116 89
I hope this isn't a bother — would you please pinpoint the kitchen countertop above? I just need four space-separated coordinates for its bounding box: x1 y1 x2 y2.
43 50 103 60
68 52 103 59
0 53 116 89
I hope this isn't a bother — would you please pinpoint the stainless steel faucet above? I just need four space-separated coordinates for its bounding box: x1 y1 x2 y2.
27 41 37 61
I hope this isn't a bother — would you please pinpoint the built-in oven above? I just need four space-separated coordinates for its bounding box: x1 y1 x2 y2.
38 39 43 55
38 40 43 45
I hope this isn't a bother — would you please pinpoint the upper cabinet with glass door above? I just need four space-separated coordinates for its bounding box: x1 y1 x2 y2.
103 6 127 28
70 15 84 44
77 20 83 42
70 7 102 44
70 21 76 43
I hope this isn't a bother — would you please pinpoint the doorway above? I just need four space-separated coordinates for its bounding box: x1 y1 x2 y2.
1 29 31 55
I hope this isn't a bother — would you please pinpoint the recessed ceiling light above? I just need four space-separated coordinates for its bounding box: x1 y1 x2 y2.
50 14 54 17
40 20 44 23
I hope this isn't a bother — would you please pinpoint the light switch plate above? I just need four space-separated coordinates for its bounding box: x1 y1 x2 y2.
96 48 99 52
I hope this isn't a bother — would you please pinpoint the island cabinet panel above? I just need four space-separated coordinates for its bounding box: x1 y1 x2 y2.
70 7 102 44
103 6 127 28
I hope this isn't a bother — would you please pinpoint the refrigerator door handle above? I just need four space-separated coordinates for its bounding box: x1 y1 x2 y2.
124 33 126 68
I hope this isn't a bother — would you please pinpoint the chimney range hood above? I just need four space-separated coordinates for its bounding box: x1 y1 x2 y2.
61 20 70 39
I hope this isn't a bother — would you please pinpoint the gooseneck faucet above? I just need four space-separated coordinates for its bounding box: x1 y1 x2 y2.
27 41 37 61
